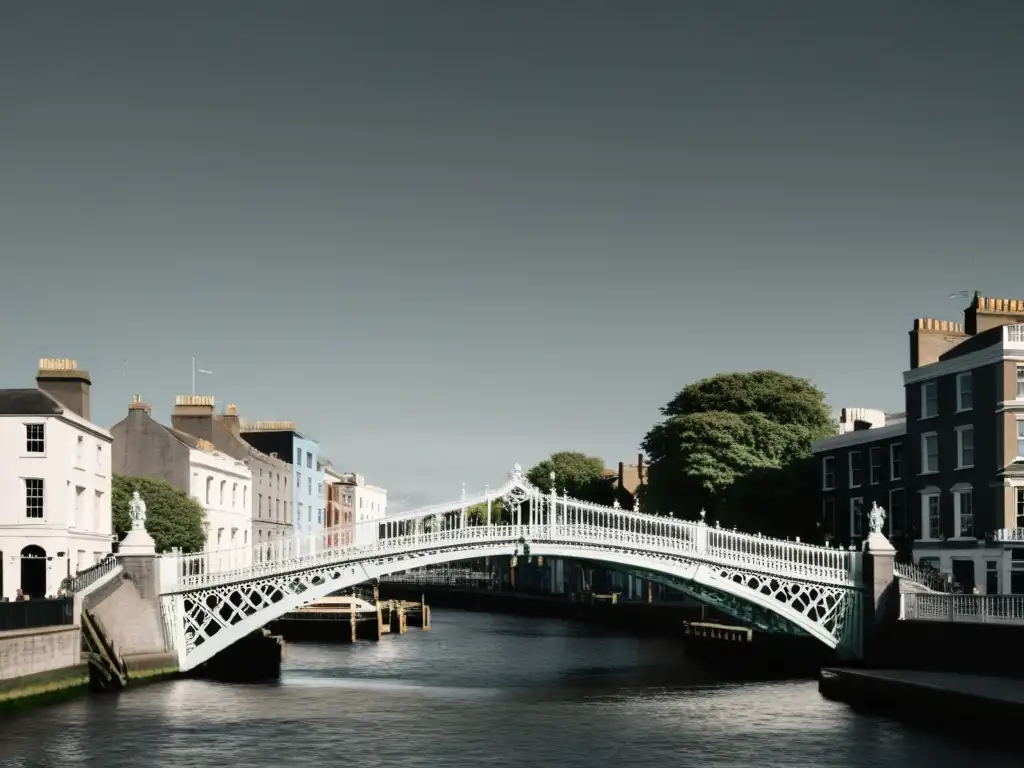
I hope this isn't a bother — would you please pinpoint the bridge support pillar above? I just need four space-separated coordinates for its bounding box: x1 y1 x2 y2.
861 531 897 664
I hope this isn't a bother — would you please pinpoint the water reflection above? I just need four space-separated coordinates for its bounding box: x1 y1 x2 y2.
0 609 1018 768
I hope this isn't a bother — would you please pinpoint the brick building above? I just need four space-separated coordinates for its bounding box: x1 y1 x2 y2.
812 294 1024 595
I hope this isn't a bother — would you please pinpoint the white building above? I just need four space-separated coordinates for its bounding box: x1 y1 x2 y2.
0 359 113 600
337 472 387 546
188 441 253 554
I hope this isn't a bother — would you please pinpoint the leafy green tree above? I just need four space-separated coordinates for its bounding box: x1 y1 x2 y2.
526 451 615 505
466 498 508 525
112 474 207 553
641 372 836 522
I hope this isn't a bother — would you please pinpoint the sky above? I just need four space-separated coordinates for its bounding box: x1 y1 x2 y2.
0 2 1022 509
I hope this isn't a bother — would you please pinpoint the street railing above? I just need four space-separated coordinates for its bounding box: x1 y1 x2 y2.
902 592 1024 624
0 597 74 631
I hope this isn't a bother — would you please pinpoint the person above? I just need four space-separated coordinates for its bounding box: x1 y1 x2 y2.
14 588 27 601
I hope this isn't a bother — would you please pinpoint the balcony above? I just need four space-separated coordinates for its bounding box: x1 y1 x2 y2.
993 528 1024 542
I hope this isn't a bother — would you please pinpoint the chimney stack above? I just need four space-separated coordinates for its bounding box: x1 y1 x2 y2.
127 393 152 421
171 394 216 442
218 403 241 436
36 358 92 421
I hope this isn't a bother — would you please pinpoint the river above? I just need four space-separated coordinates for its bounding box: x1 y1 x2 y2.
0 609 1016 767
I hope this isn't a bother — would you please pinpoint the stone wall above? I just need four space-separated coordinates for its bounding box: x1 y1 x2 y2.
874 619 1024 678
0 626 81 681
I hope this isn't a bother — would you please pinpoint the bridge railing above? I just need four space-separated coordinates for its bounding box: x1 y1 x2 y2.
59 553 119 595
160 511 858 594
894 561 960 593
902 592 1024 624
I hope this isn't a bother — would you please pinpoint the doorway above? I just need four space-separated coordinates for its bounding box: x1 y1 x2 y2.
20 545 47 599
951 558 976 593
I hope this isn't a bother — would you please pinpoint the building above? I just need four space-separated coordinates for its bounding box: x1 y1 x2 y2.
321 461 353 546
812 293 1024 595
600 454 647 497
109 395 253 553
168 397 292 545
333 472 386 546
239 421 323 539
0 359 113 600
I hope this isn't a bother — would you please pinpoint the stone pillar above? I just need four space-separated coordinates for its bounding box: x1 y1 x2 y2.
119 524 159 600
861 529 897 664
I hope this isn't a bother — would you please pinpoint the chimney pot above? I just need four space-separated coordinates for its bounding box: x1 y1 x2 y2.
36 358 92 421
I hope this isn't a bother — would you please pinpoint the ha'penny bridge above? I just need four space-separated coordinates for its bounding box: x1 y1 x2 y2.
139 464 902 672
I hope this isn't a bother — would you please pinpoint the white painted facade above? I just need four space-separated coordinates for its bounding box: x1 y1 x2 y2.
0 405 113 600
337 472 387 546
188 447 252 556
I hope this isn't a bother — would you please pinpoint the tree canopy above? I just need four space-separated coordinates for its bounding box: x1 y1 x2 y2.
641 371 836 524
112 474 207 553
526 451 616 505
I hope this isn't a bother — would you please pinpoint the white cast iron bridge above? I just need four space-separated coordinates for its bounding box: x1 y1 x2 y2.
157 464 865 672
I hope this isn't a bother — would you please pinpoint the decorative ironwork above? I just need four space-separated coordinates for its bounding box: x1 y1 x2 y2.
159 463 865 671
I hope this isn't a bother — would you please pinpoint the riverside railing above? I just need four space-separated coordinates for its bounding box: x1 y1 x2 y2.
159 479 861 593
902 593 1024 624
0 597 74 631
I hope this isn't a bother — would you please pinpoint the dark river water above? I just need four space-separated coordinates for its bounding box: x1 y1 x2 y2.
0 609 1017 767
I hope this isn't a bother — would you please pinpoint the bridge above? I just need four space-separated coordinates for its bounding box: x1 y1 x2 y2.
154 464 868 671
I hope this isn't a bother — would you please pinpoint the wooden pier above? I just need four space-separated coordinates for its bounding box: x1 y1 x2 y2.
267 588 430 643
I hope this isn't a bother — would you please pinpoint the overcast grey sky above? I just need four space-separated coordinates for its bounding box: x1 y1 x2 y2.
1 2 1021 507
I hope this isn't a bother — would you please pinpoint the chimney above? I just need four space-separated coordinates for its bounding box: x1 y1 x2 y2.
637 453 645 486
127 393 152 422
219 403 241 436
171 395 216 442
36 358 92 421
618 461 625 490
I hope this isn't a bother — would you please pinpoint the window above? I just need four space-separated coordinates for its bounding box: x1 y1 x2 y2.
25 478 44 518
956 372 973 411
76 435 84 463
869 447 882 485
822 499 836 539
849 452 863 488
955 425 974 469
890 443 903 481
922 492 941 539
296 448 302 464
25 423 45 453
822 457 836 490
297 472 302 488
986 561 999 595
232 483 237 508
889 488 905 536
953 487 974 538
307 477 312 494
318 508 323 525
1018 364 1024 400
921 381 938 418
921 432 939 473
219 480 226 506
850 497 864 538
205 477 213 504
307 453 312 469
275 499 280 519
242 487 247 511
1012 549 1024 595
1017 419 1024 460
1016 488 1024 529
308 507 312 523
258 493 263 518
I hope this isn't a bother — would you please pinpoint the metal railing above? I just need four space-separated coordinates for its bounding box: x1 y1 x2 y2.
160 476 860 594
0 597 74 631
993 528 1024 542
903 592 1024 624
894 561 961 593
59 553 118 595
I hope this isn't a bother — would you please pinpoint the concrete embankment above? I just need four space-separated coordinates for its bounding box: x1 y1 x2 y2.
820 667 1024 728
380 585 831 678
0 625 91 714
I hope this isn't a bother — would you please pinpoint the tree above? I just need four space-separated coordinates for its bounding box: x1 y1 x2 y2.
112 475 207 553
466 498 508 525
641 371 836 523
526 451 615 505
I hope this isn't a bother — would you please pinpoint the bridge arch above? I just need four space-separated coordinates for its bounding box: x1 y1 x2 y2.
159 464 863 671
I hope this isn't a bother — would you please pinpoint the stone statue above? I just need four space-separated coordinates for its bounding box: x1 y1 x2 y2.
868 502 886 535
129 491 147 531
